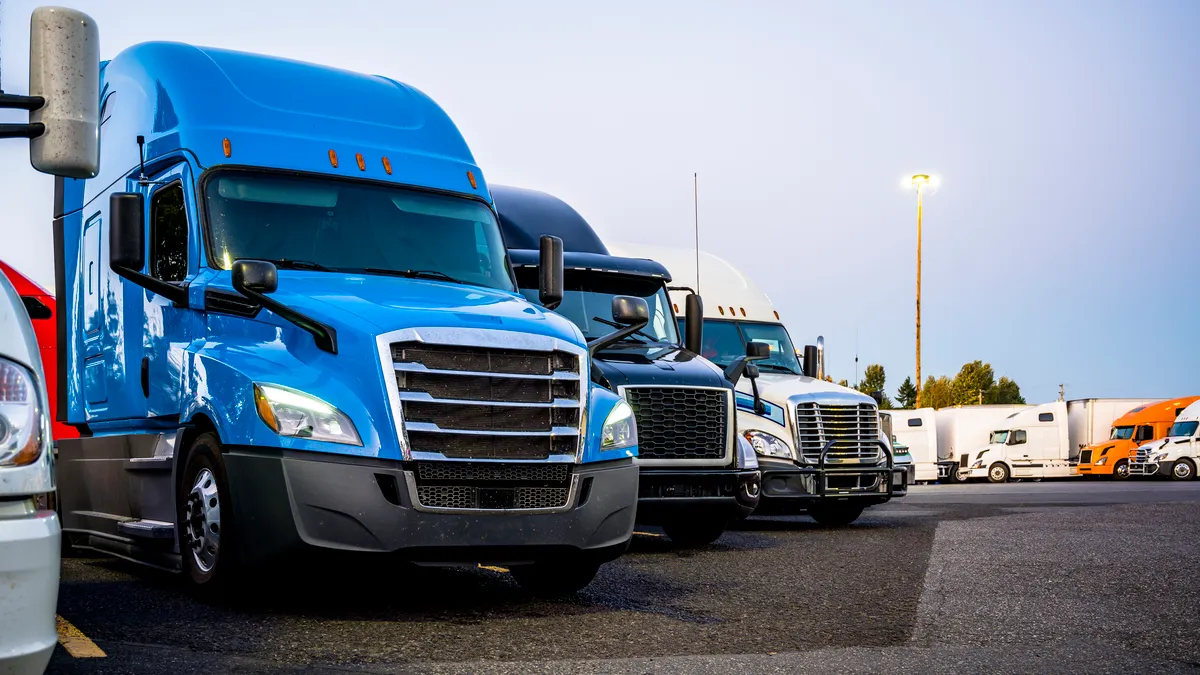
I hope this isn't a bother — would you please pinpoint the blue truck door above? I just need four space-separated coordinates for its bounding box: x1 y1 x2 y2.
81 212 107 409
142 164 201 418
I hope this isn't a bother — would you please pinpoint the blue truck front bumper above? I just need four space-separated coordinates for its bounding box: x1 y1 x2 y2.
224 449 638 566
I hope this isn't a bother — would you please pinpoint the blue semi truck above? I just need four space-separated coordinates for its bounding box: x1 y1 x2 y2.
51 43 643 592
492 186 763 546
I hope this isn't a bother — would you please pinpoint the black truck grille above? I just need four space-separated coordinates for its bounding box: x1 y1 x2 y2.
624 387 728 461
795 403 882 464
393 341 582 461
1080 449 1093 465
411 461 573 510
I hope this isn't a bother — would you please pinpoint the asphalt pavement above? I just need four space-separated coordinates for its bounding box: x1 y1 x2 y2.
46 481 1200 674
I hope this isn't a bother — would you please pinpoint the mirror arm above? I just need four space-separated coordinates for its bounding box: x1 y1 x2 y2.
111 263 189 307
234 286 338 354
726 352 769 385
749 373 765 414
587 318 649 357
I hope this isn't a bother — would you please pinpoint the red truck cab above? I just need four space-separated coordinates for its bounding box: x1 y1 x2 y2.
0 260 77 441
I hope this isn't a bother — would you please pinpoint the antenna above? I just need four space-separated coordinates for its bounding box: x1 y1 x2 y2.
854 328 859 388
136 135 169 186
1059 383 1065 402
693 173 701 295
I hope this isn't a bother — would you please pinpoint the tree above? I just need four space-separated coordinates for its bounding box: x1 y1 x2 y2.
985 376 1026 404
952 361 996 406
896 377 918 409
856 364 893 409
921 375 955 409
837 379 849 388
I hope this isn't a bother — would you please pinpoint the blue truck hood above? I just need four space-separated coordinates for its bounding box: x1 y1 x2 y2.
207 271 585 345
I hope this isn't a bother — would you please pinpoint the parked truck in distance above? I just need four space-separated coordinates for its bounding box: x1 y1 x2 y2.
1077 397 1198 479
53 42 644 594
608 243 908 525
1130 400 1200 480
492 186 761 546
962 399 1154 482
890 406 1029 483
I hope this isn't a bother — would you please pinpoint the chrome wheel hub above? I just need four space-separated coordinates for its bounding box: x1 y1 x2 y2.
990 466 1005 481
184 468 221 573
1174 462 1192 479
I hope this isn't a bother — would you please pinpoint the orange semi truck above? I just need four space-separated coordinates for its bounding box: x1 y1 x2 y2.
1076 396 1200 479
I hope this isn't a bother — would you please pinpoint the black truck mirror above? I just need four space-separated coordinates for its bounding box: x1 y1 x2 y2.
612 295 648 326
869 390 884 406
109 193 145 272
724 340 770 386
539 235 564 311
684 293 703 354
232 260 279 295
746 341 771 360
802 344 818 379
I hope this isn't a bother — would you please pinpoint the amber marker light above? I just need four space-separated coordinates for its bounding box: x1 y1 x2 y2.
222 138 231 158
355 153 365 171
328 150 339 168
467 170 477 189
382 157 392 175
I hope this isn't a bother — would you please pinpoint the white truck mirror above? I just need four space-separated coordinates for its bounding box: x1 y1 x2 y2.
27 6 100 178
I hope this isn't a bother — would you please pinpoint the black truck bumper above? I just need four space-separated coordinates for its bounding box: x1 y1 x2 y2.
223 449 638 566
753 447 907 516
633 467 761 524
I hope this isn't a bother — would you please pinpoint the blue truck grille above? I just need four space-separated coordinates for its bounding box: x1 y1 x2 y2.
393 341 583 461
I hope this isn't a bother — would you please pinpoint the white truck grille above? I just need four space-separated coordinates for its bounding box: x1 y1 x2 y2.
795 402 882 464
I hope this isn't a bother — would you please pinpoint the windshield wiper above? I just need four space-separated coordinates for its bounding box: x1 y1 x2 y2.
755 362 799 374
361 268 465 285
590 316 656 344
273 259 334 272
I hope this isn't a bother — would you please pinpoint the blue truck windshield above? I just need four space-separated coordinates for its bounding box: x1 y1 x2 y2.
516 271 678 344
204 172 514 292
677 319 803 375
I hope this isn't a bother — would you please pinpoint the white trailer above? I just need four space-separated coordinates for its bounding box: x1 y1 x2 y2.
889 409 938 482
935 405 1031 481
963 399 1157 482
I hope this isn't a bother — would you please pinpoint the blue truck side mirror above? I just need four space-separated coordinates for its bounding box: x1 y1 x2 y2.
539 234 564 311
109 192 188 305
231 259 278 294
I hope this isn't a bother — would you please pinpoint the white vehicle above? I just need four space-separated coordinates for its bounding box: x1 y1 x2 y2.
963 399 1155 482
0 6 100 674
935 405 1031 481
608 243 909 525
1067 398 1157 460
890 409 938 482
1130 401 1200 480
0 273 60 673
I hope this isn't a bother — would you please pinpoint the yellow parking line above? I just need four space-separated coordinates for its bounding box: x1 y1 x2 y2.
478 564 510 573
56 615 106 658
633 531 663 537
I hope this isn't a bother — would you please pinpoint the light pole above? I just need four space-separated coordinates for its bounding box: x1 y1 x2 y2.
910 174 934 408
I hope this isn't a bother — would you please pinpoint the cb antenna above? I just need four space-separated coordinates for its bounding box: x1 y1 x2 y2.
693 172 700 295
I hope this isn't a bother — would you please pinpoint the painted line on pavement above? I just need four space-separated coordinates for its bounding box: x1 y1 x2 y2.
56 615 106 658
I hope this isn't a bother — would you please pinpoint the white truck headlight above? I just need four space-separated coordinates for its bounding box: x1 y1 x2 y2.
601 400 637 450
971 460 984 469
0 357 43 467
254 383 361 445
743 430 791 458
1153 452 1168 462
1095 457 1107 466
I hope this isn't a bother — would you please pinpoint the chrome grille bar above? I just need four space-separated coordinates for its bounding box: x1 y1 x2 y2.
796 403 882 463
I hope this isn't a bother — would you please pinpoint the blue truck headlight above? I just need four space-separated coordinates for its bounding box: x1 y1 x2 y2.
743 430 791 458
601 400 637 450
254 383 362 445
0 357 42 467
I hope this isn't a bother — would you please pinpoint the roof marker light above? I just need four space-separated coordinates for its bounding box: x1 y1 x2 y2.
222 138 231 158
355 153 365 171
774 310 780 319
673 303 679 313
740 307 746 316
718 306 725 315
728 306 736 315
382 157 392 175
467 170 477 189
328 150 338 168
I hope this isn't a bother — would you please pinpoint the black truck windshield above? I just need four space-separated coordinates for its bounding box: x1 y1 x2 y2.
679 319 803 375
204 172 514 292
516 271 679 343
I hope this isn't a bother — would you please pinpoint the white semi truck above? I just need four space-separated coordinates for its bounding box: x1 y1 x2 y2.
890 405 1030 483
962 398 1155 482
608 243 909 525
1130 400 1200 480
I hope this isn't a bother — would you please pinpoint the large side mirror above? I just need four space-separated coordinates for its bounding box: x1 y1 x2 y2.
232 260 279 295
109 193 145 272
802 345 818 379
612 295 648 326
28 7 100 178
724 340 770 385
539 235 564 311
684 293 703 354
869 390 884 406
746 341 770 360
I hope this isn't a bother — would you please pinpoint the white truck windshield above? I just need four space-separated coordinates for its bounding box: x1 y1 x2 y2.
678 320 802 375
1168 421 1198 438
989 430 1010 444
204 172 514 292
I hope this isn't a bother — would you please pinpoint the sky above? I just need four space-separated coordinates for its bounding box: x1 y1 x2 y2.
1 0 1197 403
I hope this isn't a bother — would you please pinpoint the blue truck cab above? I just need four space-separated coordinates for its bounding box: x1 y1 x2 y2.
492 186 763 546
53 43 639 592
